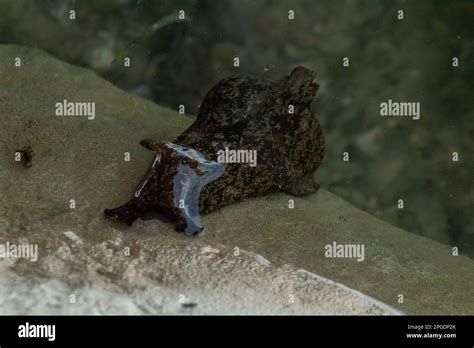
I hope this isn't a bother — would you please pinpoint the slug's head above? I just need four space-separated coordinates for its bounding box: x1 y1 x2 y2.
283 66 319 104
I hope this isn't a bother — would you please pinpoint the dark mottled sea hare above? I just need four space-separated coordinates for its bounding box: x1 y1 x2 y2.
105 66 325 235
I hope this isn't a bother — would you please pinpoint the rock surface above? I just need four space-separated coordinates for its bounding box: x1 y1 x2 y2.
0 45 472 314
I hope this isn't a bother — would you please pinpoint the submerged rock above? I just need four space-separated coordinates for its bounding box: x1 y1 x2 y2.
0 45 473 314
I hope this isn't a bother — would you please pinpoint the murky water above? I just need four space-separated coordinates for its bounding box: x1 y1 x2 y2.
0 0 473 315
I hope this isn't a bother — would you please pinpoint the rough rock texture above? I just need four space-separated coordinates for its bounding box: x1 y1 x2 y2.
0 45 472 314
0 238 398 315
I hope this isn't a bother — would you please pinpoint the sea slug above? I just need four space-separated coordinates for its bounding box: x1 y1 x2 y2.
105 66 325 235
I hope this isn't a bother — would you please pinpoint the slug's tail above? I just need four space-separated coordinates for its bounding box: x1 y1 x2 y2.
104 202 140 226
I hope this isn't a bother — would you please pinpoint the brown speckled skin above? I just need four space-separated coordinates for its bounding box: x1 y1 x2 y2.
105 67 325 233
106 142 193 224
175 66 325 213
